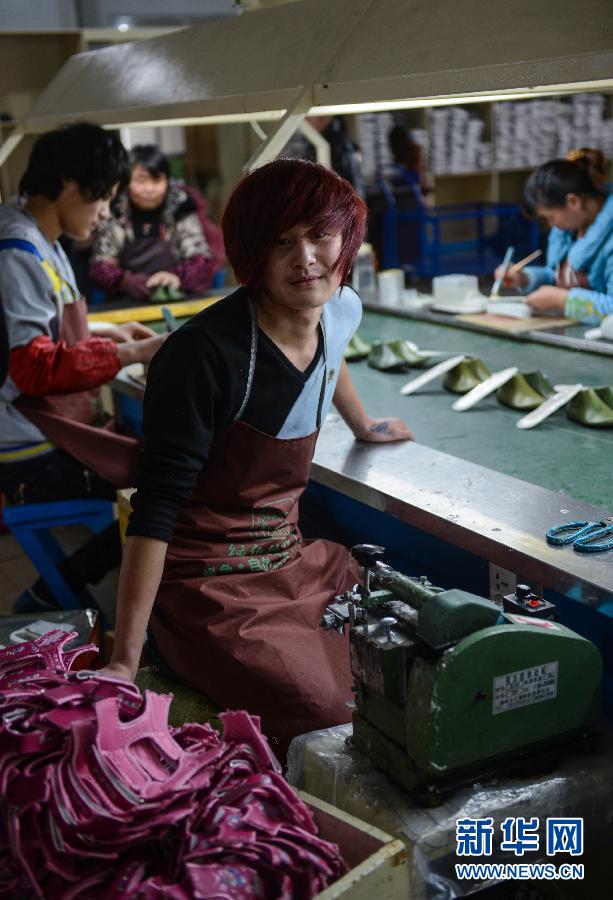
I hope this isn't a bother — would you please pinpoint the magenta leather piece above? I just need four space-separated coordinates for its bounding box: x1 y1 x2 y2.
0 630 97 685
220 710 282 775
0 630 348 898
186 862 265 899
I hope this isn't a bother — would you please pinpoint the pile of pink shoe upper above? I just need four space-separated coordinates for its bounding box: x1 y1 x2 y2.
0 630 347 899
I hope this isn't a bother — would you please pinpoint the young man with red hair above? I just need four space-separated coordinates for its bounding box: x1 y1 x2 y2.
104 159 412 756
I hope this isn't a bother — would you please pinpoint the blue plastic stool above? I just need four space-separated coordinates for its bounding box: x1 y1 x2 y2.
212 268 226 290
3 499 115 610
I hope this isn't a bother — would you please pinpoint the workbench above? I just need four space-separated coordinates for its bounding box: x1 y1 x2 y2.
93 299 613 508
345 310 613 507
95 299 613 714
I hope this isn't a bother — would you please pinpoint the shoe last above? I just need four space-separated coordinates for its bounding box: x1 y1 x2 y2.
344 332 371 361
497 371 555 410
566 388 613 427
367 342 407 371
595 385 613 409
443 358 491 393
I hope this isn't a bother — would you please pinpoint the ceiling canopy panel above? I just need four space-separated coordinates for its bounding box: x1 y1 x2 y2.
24 0 369 130
313 0 613 110
23 0 613 132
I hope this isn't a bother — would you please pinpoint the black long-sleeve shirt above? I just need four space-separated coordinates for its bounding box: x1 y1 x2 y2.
127 287 361 542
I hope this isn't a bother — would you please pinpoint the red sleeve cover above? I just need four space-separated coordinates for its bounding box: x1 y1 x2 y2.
9 335 120 396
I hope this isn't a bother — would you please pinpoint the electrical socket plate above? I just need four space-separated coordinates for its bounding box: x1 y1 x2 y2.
488 563 544 603
489 563 517 602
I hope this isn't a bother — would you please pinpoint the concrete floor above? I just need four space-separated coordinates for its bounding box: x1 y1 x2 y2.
0 524 119 623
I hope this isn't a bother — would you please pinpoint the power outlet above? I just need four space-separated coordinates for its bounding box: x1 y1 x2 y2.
489 563 517 603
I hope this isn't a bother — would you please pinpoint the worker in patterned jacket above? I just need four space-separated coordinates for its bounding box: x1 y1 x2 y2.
90 144 219 302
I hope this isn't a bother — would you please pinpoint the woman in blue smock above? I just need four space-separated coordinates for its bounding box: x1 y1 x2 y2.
496 149 612 320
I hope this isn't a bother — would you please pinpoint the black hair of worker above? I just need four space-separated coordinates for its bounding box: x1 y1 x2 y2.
19 122 128 201
128 144 171 180
388 124 423 170
523 154 608 218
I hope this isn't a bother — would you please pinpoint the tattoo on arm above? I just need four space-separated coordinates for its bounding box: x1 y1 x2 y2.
370 421 389 434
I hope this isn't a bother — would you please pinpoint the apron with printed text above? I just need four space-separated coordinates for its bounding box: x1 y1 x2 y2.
150 303 356 757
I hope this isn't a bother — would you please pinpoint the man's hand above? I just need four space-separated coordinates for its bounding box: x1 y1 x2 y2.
524 286 569 313
116 333 168 368
333 360 414 443
354 417 414 443
91 321 157 343
146 271 181 290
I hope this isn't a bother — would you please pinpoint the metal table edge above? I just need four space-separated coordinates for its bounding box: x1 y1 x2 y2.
311 427 613 604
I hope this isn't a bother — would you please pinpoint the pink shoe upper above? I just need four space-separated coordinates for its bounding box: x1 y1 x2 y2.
0 630 347 898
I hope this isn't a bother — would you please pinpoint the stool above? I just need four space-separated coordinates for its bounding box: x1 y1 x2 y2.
3 499 115 610
212 267 226 290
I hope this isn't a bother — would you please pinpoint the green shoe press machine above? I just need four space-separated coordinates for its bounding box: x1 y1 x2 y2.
321 544 602 800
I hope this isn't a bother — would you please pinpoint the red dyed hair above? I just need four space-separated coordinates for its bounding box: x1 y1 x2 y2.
222 158 367 288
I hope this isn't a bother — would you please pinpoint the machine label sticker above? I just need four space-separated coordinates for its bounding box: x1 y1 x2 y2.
492 662 558 714
507 614 559 630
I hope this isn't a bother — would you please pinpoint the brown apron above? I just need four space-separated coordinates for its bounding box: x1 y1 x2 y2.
150 304 356 757
16 295 140 488
120 235 177 278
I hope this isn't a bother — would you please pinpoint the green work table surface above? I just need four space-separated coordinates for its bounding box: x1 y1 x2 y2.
349 312 612 508
109 307 613 601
